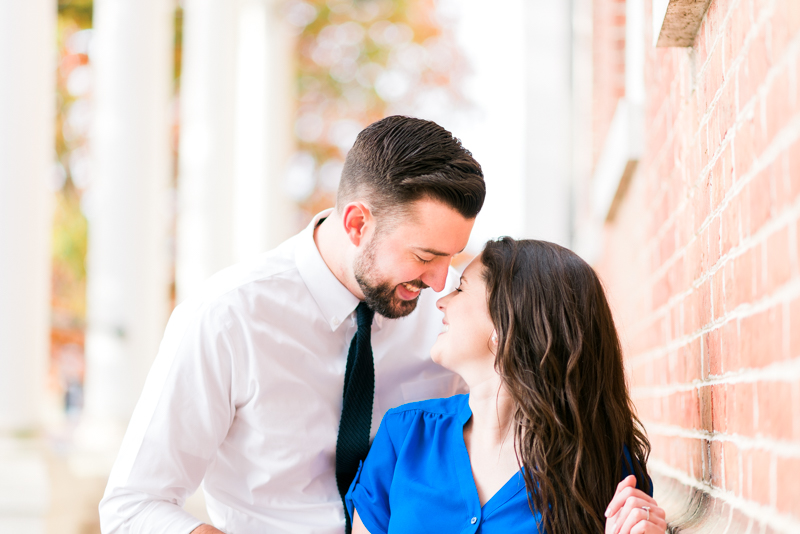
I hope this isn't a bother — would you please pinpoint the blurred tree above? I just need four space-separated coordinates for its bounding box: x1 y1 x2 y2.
289 0 469 217
50 0 94 411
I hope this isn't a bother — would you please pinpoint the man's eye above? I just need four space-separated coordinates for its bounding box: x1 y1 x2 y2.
416 256 433 264
455 286 463 293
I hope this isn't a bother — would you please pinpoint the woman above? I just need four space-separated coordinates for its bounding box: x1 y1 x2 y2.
346 238 666 533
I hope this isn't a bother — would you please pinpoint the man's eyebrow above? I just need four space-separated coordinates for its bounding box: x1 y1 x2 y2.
414 247 465 257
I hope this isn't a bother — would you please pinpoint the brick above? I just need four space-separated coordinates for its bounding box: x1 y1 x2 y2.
690 438 704 480
652 273 670 310
771 0 800 60
711 383 728 433
666 350 683 385
789 137 800 200
744 449 772 507
793 381 800 441
791 297 800 359
669 256 685 297
727 382 754 435
709 440 724 488
727 4 748 70
700 226 713 274
746 166 774 236
776 457 800 515
717 83 737 144
699 385 713 430
721 193 741 255
706 328 723 375
708 99 723 157
775 149 794 211
739 305 783 368
660 223 677 266
698 281 711 330
656 353 670 386
742 33 771 111
690 389 702 428
733 116 756 178
685 238 703 285
712 267 725 319
720 319 740 372
723 441 740 495
728 247 756 308
652 191 670 238
685 336 702 382
765 226 792 293
764 68 792 145
756 381 794 440
700 123 710 170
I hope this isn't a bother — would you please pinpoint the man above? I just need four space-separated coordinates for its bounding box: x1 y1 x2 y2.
100 116 665 534
99 116 485 534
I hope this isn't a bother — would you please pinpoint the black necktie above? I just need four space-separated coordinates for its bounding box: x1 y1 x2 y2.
335 301 375 533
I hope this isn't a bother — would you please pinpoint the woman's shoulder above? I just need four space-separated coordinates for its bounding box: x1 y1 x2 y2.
377 394 468 448
385 393 468 420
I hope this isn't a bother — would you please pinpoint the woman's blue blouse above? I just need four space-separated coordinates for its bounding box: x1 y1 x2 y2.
345 394 651 534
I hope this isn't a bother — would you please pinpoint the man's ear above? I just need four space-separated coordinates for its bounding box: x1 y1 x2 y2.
341 202 374 246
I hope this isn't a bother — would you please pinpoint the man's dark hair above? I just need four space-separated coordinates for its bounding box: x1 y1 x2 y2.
337 116 485 220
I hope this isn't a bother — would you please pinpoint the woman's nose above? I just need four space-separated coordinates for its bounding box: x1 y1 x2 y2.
436 290 454 311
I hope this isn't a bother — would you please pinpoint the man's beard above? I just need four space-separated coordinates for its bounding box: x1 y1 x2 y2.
353 238 428 319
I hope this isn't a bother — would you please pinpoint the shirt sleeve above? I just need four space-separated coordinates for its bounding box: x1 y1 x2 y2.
622 445 654 497
345 413 399 534
99 301 237 534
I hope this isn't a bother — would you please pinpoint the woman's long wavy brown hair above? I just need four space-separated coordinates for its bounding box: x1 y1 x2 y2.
480 237 651 533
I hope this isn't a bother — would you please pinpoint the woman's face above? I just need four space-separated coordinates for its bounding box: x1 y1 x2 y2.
430 256 496 381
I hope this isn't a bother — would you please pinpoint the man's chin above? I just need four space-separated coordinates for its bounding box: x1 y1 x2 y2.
357 276 423 319
369 293 420 319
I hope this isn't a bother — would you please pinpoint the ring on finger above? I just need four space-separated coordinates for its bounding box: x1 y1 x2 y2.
641 506 650 521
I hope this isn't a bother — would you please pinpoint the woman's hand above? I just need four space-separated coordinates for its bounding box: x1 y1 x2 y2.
604 475 667 534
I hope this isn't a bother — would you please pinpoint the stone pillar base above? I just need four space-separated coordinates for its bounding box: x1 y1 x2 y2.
0 437 49 534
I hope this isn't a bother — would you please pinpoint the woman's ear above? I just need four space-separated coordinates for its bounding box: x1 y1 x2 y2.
487 330 499 355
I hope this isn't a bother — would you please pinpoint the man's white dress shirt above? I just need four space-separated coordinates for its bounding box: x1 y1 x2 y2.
99 210 462 534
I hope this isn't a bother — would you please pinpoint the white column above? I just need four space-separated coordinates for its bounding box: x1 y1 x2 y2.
175 0 239 302
0 0 54 435
232 0 295 261
78 0 174 462
0 1 56 529
523 0 573 246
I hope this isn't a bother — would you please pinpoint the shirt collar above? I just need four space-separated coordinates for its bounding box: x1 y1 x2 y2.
296 209 383 332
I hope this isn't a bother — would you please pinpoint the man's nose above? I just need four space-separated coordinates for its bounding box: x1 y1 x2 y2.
421 261 449 293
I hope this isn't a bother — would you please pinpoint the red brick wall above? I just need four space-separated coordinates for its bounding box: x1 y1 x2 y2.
593 0 628 164
593 0 800 530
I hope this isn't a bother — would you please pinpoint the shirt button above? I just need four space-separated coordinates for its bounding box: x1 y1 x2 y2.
471 517 477 524
332 317 340 326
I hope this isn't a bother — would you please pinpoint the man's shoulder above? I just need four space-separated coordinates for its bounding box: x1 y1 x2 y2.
186 235 302 308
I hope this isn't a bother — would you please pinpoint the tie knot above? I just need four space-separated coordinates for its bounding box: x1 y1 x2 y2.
356 302 374 329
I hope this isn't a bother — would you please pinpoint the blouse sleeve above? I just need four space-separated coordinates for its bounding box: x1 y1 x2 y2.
345 414 399 534
622 444 654 497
